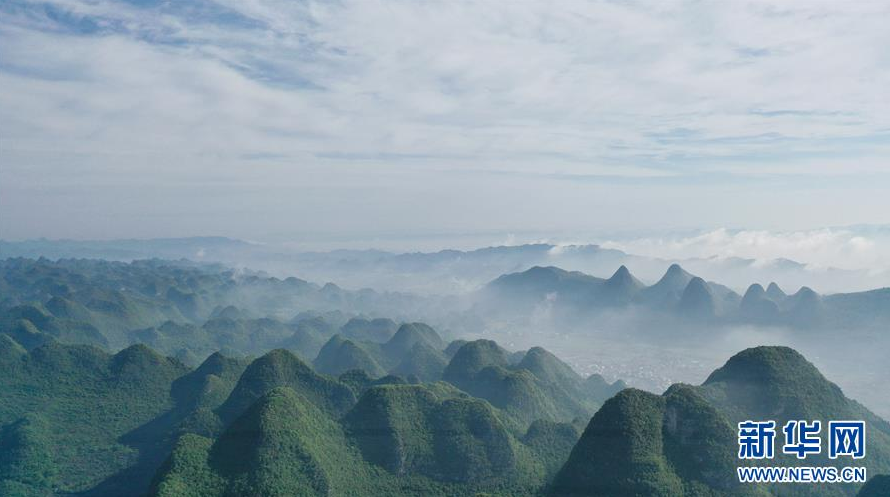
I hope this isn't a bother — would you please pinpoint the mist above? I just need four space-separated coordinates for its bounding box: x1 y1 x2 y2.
4 241 887 419
3 2 889 494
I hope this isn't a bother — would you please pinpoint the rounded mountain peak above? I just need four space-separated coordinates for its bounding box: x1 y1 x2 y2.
606 265 642 287
743 283 766 299
704 346 825 387
765 282 787 300
653 263 693 288
677 277 716 316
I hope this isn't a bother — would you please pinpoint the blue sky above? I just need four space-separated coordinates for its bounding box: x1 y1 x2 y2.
1 0 889 244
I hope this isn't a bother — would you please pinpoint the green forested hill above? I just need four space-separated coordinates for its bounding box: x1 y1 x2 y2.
152 356 551 496
0 413 55 497
549 386 764 497
0 340 188 494
314 335 388 377
2 259 887 497
390 342 448 381
442 340 609 430
549 347 890 497
216 349 357 423
0 258 426 359
342 383 543 484
696 346 890 497
856 475 890 496
0 331 886 497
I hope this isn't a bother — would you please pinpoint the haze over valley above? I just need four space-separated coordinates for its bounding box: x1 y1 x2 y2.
2 243 889 496
3 234 889 420
2 0 889 495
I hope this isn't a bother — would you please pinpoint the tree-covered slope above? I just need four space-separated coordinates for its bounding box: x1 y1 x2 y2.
0 258 429 356
171 352 251 415
313 335 388 377
390 342 448 382
550 346 890 497
0 414 56 497
521 419 582 478
697 346 890 496
856 475 890 497
583 373 627 404
0 338 189 494
383 322 446 361
217 349 356 423
155 384 548 497
341 317 399 343
550 386 758 497
1 304 108 349
153 387 373 497
342 382 544 486
517 346 583 389
443 340 601 429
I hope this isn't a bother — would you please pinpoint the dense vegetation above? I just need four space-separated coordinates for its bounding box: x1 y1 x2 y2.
698 346 890 496
0 258 427 362
2 258 888 496
548 346 890 497
856 475 890 497
0 340 189 494
3 329 886 496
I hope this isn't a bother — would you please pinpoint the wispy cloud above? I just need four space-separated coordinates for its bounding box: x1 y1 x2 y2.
601 226 890 273
1 0 889 239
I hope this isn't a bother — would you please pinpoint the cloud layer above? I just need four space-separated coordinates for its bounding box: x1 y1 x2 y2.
600 226 890 273
1 0 889 240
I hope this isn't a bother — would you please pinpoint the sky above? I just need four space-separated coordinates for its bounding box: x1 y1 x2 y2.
1 0 890 250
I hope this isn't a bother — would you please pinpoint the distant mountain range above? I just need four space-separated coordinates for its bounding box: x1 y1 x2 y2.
483 264 890 332
1 256 889 495
5 256 888 352
3 237 888 294
0 257 435 359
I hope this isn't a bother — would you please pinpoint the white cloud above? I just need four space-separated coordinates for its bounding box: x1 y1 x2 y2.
601 227 890 273
1 0 889 239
